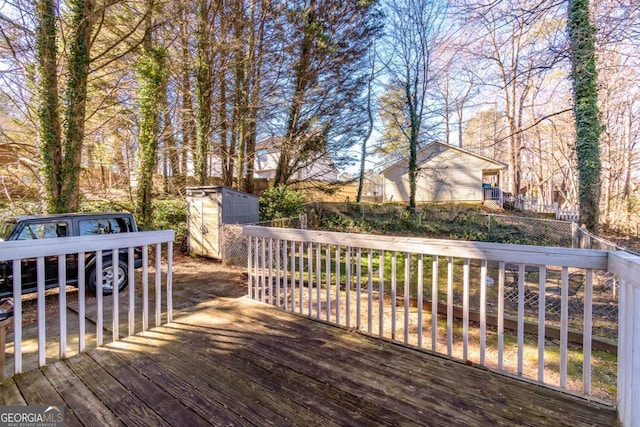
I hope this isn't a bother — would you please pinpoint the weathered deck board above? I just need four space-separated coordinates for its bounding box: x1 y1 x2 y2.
0 377 26 406
1 297 617 426
41 362 122 427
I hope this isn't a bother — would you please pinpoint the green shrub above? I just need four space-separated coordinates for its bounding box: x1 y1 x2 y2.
151 199 187 240
259 185 305 221
320 214 355 231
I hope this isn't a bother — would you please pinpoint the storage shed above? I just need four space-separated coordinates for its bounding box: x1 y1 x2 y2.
187 186 259 259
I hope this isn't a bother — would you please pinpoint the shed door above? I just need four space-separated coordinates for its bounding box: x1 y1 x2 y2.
188 199 221 259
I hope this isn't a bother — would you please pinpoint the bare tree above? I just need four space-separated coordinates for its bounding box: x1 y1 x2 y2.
594 0 640 229
380 0 450 208
357 44 378 203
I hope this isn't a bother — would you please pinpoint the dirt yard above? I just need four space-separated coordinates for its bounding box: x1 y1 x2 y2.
10 254 248 332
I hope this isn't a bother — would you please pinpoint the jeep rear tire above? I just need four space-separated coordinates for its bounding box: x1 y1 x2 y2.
88 259 128 295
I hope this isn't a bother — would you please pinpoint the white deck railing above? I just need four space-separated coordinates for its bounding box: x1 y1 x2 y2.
607 251 640 426
243 226 640 427
0 230 174 377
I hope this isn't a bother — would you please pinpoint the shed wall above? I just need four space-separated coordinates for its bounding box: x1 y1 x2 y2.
187 195 221 258
187 186 259 260
220 188 259 224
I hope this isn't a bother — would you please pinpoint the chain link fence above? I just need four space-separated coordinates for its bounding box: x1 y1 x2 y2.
465 213 575 247
305 202 631 341
310 202 636 252
221 215 308 268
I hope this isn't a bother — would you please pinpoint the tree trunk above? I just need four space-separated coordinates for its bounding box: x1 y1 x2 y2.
357 57 375 203
162 85 182 194
276 0 315 186
179 2 193 186
36 0 63 213
219 71 232 187
60 0 95 212
243 0 267 194
568 0 602 232
195 0 212 186
405 80 420 209
135 2 163 226
231 0 246 189
135 46 166 227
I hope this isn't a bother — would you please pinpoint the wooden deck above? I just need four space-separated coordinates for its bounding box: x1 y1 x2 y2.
0 297 617 426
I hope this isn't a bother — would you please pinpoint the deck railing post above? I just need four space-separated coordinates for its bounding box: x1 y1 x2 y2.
113 248 120 341
142 246 148 332
247 236 253 298
167 241 173 323
155 244 162 328
37 257 46 366
58 255 67 359
12 260 22 374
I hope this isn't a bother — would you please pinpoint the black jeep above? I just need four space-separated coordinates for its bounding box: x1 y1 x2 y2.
0 212 143 298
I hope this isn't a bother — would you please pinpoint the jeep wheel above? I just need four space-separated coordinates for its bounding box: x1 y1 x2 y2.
89 259 128 295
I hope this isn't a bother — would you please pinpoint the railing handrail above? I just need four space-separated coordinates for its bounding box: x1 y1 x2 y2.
242 225 608 269
608 251 640 285
608 250 640 426
0 230 175 261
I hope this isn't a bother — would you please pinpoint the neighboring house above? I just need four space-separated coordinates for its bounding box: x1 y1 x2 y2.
254 137 338 182
359 172 385 202
382 141 507 207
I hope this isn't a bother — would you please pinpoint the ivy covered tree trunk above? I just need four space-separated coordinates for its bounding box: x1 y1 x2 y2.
406 79 420 209
60 0 95 212
135 47 167 227
35 0 62 212
568 0 602 232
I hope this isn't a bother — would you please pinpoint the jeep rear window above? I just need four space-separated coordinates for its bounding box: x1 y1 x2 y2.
15 221 68 240
79 218 132 235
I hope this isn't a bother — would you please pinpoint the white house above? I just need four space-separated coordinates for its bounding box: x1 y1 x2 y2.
382 141 507 206
254 137 338 182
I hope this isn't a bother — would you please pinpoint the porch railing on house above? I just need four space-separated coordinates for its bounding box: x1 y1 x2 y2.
243 225 640 427
0 230 174 377
482 187 504 209
482 186 502 201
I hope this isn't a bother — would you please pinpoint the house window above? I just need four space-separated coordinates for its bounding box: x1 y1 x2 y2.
257 149 268 165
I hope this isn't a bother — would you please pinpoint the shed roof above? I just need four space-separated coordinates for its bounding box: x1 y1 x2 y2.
185 186 259 199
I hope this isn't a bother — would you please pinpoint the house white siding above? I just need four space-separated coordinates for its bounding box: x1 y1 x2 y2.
254 139 338 182
383 142 505 203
